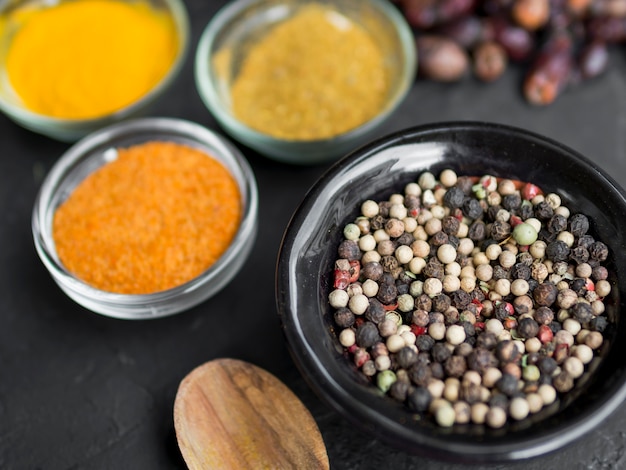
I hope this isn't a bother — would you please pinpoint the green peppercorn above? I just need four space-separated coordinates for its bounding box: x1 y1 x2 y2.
377 370 397 393
512 222 538 245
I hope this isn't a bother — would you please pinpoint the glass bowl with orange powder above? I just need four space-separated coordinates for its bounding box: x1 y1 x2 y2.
194 0 417 165
32 117 259 319
0 0 189 141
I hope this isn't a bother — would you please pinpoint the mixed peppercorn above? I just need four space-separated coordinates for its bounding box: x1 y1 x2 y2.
328 169 612 428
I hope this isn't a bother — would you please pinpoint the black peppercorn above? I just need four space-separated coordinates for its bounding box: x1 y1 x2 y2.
337 239 361 260
407 387 432 412
415 334 435 352
378 201 391 217
461 382 483 405
430 230 449 247
430 362 445 380
416 294 432 312
376 281 398 305
592 265 608 281
396 346 419 369
396 232 415 246
490 220 512 241
362 261 383 281
356 322 381 348
494 301 512 321
467 347 497 372
455 176 474 194
461 321 475 338
431 342 452 363
334 308 355 328
571 302 593 323
444 355 467 378
502 193 522 211
590 315 608 332
534 306 554 325
447 235 460 250
389 380 410 402
518 251 534 266
537 356 558 375
570 278 587 295
493 265 510 281
408 363 433 387
463 198 483 220
589 241 609 262
510 262 531 280
449 289 471 310
495 340 521 364
455 342 473 357
546 240 570 262
547 214 567 233
442 215 461 235
577 234 595 249
534 201 554 220
443 186 466 209
476 331 498 350
370 214 385 230
380 255 399 273
569 213 590 237
489 392 510 409
396 282 410 296
486 205 501 223
534 282 558 307
569 246 589 264
513 295 534 314
549 321 562 334
518 202 534 220
432 293 452 313
365 298 386 324
517 317 540 339
496 373 519 396
423 258 445 280
429 312 445 324
468 220 487 242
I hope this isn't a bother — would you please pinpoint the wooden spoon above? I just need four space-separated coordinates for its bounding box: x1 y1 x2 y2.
174 358 329 469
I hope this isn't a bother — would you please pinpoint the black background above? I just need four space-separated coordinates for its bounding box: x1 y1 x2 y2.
2 0 626 468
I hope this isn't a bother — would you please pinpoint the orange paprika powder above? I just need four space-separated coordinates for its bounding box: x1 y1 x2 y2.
52 141 241 294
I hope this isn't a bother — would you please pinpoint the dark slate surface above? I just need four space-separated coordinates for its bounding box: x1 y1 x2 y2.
1 0 626 468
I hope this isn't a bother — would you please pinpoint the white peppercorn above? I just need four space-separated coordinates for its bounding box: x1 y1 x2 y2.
440 169 458 187
339 328 356 347
573 344 594 364
486 318 504 335
454 401 471 424
329 289 349 308
485 243 502 260
389 203 408 220
471 402 489 424
457 237 474 255
408 257 426 275
386 334 406 353
473 252 490 266
362 279 379 297
445 262 462 277
360 200 379 218
358 234 376 252
482 367 502 388
499 250 517 269
401 331 417 347
428 379 445 399
596 279 611 297
525 218 542 233
563 356 584 379
538 384 557 405
486 406 507 428
428 322 446 341
395 245 414 265
555 329 575 347
557 231 575 247
418 171 436 190
443 377 461 402
575 263 592 278
525 337 542 353
463 370 482 386
584 331 603 349
510 279 529 296
476 264 493 282
460 277 476 293
409 280 424 297
389 193 404 205
378 318 398 337
446 324 466 346
425 218 442 235
348 294 369 315
509 397 530 421
443 274 461 293
373 229 390 242
591 300 605 315
435 402 456 428
431 204 446 219
555 205 570 218
563 318 582 336
526 393 543 414
396 293 414 313
437 244 457 264
422 189 437 208
424 278 443 296
403 217 418 233
497 179 517 195
361 251 381 265
375 354 392 371
494 278 511 296
545 193 562 209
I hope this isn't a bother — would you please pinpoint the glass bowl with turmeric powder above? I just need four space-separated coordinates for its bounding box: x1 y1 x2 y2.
32 117 259 319
194 0 416 165
0 0 189 142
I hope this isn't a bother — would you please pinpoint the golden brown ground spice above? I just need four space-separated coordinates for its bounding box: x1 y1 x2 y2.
229 4 389 141
53 141 241 295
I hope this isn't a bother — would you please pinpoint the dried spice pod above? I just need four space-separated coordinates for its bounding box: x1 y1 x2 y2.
473 40 508 81
578 40 610 79
416 34 470 81
512 0 551 30
523 32 574 105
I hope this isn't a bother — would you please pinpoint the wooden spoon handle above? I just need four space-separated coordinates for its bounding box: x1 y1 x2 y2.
174 358 329 469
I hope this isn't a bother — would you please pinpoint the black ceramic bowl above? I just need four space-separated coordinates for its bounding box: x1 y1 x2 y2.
276 121 626 463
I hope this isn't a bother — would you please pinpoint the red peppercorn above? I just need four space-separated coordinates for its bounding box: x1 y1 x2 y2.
537 324 554 343
411 325 428 336
348 260 361 283
334 269 350 289
522 182 542 200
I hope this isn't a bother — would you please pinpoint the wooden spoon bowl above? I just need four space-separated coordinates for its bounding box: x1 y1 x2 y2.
174 358 329 469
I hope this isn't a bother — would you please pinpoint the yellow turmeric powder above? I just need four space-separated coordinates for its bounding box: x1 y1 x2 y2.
228 5 390 141
53 141 241 294
5 0 178 119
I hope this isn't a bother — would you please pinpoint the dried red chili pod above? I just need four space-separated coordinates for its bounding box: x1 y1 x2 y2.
523 32 574 105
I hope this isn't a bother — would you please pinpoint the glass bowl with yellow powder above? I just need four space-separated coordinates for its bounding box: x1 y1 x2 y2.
32 117 259 319
194 0 416 165
0 0 189 142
